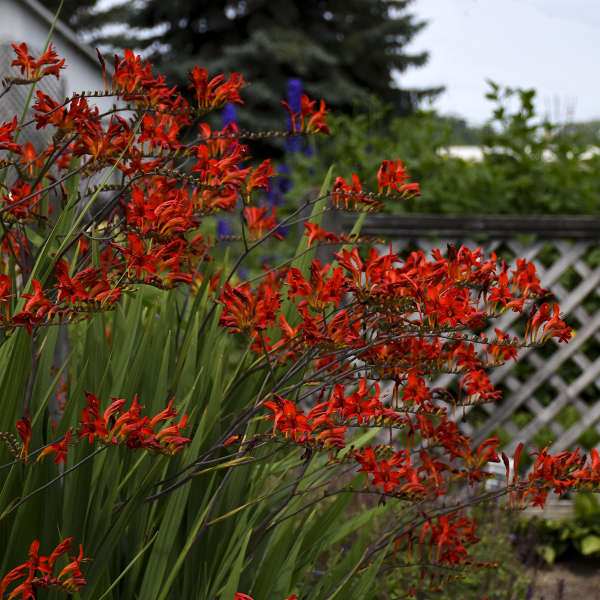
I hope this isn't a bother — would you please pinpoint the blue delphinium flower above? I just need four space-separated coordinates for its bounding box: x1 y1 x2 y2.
222 103 237 127
286 78 303 153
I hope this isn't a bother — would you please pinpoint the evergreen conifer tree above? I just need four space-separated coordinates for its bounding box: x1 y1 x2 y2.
44 0 441 134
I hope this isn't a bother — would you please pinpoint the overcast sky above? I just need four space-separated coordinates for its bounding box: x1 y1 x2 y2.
398 0 600 124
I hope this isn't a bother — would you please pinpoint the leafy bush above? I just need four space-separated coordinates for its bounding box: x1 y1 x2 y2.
286 83 600 215
526 493 600 564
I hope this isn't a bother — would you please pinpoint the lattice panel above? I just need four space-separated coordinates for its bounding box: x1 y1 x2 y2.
381 236 600 453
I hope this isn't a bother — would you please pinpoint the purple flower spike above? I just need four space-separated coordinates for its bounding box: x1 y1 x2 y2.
286 78 303 153
222 103 237 127
217 218 232 239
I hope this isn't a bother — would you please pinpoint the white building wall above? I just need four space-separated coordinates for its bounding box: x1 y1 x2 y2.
2 0 112 111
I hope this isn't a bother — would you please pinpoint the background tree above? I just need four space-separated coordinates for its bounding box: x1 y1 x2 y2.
43 0 442 136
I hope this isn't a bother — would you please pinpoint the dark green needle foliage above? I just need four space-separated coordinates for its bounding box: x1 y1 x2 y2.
42 0 442 136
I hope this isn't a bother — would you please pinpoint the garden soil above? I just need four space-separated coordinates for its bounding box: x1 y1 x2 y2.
527 558 600 598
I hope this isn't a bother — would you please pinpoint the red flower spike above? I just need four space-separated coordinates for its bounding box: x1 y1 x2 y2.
281 94 329 134
244 206 282 241
11 42 65 81
303 222 339 247
246 159 275 195
264 395 312 441
219 282 281 335
188 67 244 110
37 430 73 464
15 414 31 461
0 538 88 599
77 393 190 456
0 116 22 154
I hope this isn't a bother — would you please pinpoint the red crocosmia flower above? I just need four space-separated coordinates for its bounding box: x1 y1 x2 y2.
282 94 329 134
33 92 98 133
138 113 182 151
78 392 190 455
37 430 72 464
244 206 282 241
377 159 408 193
78 392 109 443
0 116 22 153
111 49 151 94
331 173 381 211
0 538 88 599
377 158 421 197
54 260 90 303
15 413 31 461
57 543 88 588
11 42 65 81
402 372 431 407
0 274 12 319
285 260 344 312
149 400 178 428
460 369 501 403
74 115 130 162
114 232 158 279
155 414 191 455
13 280 56 333
354 447 378 476
47 538 72 569
188 67 244 110
246 159 275 194
2 180 44 222
270 314 301 362
512 258 544 296
303 222 339 247
540 302 571 343
22 280 52 314
305 99 329 134
219 282 281 335
264 395 312 440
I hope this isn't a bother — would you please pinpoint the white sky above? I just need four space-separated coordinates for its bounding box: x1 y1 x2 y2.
398 0 600 124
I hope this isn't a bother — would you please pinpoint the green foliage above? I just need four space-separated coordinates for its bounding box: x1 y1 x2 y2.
0 168 396 599
523 493 600 564
288 84 600 215
373 501 529 600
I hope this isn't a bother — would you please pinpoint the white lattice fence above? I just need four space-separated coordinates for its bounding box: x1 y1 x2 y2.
350 214 600 453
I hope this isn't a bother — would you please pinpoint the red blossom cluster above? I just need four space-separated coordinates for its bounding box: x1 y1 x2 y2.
14 393 190 464
0 44 333 333
281 94 329 134
0 538 88 600
79 392 190 454
216 232 580 570
10 42 65 82
399 512 479 567
0 41 591 592
503 443 600 508
188 67 244 111
330 161 421 212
